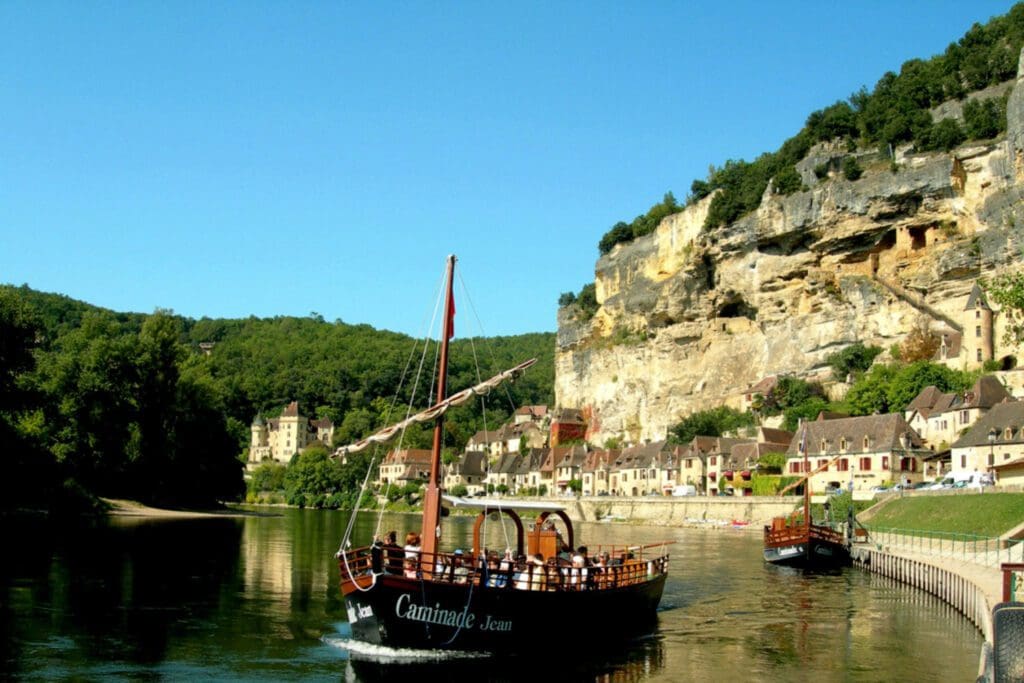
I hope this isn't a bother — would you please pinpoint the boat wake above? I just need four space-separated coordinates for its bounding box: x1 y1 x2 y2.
322 634 490 663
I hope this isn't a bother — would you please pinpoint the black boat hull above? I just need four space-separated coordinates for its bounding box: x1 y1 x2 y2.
763 537 851 568
344 572 667 651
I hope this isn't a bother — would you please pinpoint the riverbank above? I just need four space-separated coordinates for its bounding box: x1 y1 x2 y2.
103 498 280 519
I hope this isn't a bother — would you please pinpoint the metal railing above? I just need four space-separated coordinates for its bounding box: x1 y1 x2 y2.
865 527 1024 568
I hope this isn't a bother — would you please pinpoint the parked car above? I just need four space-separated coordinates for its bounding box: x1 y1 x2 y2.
671 485 697 497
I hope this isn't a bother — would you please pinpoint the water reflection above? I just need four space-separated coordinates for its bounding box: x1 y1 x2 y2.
343 634 666 683
0 509 984 681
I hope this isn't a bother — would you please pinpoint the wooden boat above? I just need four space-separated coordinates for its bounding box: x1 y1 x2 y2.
763 429 851 569
335 256 669 652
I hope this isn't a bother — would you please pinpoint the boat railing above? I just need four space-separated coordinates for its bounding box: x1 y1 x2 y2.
339 544 669 592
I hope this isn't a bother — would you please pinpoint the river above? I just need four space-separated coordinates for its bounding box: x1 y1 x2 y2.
0 508 982 681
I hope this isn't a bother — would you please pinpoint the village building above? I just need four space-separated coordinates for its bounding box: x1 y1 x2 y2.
551 445 588 494
905 375 1011 448
248 401 334 469
581 449 617 496
697 437 757 496
950 399 1024 479
550 408 587 446
513 448 548 493
377 449 432 488
487 452 522 494
513 405 549 425
444 451 488 494
786 414 928 492
466 429 503 457
609 441 667 496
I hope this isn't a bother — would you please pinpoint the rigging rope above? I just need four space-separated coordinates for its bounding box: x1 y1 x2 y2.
333 358 537 456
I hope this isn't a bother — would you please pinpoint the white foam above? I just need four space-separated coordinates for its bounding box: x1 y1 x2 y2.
322 635 490 663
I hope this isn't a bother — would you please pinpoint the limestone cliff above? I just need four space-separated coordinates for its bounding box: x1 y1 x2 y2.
556 52 1024 446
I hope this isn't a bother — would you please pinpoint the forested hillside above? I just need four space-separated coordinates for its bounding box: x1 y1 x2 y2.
0 284 554 511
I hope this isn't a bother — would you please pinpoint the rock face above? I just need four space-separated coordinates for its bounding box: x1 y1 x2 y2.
557 70 1024 446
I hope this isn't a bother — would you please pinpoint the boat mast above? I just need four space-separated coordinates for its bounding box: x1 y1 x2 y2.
420 254 455 571
802 425 810 530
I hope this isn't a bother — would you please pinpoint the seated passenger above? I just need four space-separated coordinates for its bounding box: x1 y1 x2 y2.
452 549 469 584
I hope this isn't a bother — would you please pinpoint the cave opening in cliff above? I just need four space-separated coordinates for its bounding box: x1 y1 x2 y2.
718 297 758 320
702 255 716 290
876 230 897 253
908 226 927 250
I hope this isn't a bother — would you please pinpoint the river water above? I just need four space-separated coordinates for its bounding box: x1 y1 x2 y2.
0 508 982 681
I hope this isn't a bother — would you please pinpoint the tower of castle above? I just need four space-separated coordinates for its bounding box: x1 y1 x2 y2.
963 282 993 368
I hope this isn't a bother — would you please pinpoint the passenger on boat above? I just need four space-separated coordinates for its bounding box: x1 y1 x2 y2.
370 536 385 574
403 558 419 579
571 546 589 588
593 551 611 587
383 530 403 573
452 549 469 584
529 554 547 591
403 531 421 560
513 556 530 590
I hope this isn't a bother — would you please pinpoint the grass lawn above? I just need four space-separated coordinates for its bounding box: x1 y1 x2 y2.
864 492 1024 537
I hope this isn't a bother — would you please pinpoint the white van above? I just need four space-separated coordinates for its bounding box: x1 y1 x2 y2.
671 485 697 497
930 471 991 490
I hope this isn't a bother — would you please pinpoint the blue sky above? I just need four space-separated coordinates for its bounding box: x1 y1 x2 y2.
0 1 1016 337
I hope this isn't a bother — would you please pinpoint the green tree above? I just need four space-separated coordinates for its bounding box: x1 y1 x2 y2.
668 406 755 443
842 157 863 181
984 272 1024 344
825 342 883 380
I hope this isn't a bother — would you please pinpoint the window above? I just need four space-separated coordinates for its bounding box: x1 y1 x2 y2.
976 325 981 337
839 438 847 451
961 411 969 423
863 436 869 449
988 453 995 466
820 439 827 452
650 469 656 478
859 457 872 471
710 456 717 466
881 456 888 469
961 455 967 468
977 349 983 362
818 459 829 469
790 462 800 474
837 459 849 472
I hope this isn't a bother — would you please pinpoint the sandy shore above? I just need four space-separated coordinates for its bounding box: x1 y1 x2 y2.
103 499 279 519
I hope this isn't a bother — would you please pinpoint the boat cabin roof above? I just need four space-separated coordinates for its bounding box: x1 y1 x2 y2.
442 495 567 512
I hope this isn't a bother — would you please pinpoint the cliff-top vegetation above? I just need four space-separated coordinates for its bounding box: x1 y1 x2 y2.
587 3 1024 265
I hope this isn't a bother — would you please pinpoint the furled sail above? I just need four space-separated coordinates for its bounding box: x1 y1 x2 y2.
332 358 537 457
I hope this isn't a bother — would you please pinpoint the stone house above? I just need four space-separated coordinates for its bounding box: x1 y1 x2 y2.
377 448 432 487
466 429 503 457
786 414 928 492
609 441 666 496
905 375 1010 448
513 448 549 492
487 452 522 493
550 408 587 446
950 400 1024 477
444 451 488 494
581 449 617 496
552 445 588 494
699 437 756 496
248 401 334 469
